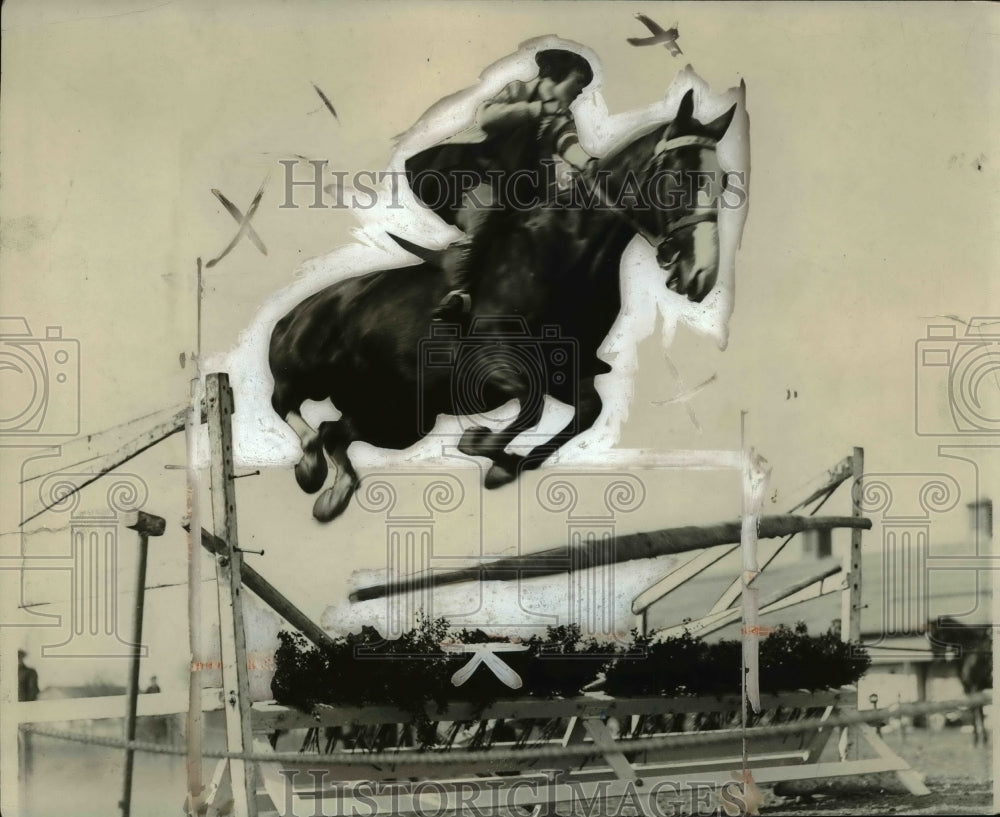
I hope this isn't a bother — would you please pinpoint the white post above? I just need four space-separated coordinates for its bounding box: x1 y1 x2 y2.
185 376 206 815
205 372 257 817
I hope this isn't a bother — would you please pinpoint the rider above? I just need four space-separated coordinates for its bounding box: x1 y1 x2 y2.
405 49 595 323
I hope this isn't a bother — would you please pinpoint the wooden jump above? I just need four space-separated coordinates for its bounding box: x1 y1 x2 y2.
350 514 872 602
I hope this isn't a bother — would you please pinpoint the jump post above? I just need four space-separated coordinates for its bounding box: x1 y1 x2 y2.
191 379 930 816
8 373 939 817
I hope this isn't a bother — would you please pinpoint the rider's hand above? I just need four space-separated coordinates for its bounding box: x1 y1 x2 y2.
541 99 562 116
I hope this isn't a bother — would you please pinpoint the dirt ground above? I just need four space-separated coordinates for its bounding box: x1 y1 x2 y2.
758 726 994 816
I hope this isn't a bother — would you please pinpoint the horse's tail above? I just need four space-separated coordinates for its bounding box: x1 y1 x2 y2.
386 232 446 266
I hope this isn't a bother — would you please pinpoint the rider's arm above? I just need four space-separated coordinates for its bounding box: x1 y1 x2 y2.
477 80 547 133
551 117 591 168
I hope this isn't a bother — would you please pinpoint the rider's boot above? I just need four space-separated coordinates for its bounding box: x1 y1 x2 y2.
432 235 474 324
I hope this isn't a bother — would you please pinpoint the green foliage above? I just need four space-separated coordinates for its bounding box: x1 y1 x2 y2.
603 622 870 697
272 619 870 721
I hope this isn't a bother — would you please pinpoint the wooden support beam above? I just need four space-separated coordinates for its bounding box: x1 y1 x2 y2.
20 407 189 526
120 512 166 817
197 527 336 653
848 447 865 644
15 687 225 725
656 563 845 639
351 515 872 603
205 372 257 817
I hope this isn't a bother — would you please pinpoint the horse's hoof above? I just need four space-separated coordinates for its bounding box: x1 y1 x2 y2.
295 440 328 494
457 426 490 457
485 459 521 490
312 477 357 522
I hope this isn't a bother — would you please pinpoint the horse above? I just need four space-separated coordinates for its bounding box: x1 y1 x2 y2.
269 89 737 522
929 616 993 745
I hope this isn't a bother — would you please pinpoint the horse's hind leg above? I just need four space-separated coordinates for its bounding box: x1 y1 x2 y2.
312 419 360 523
272 384 329 494
285 410 330 493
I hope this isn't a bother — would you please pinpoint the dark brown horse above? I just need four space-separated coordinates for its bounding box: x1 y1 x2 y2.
269 89 737 522
929 616 993 745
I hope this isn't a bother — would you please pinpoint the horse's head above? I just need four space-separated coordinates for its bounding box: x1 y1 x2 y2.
602 89 737 303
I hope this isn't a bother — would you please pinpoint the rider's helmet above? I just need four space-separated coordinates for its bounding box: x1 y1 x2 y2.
534 49 594 88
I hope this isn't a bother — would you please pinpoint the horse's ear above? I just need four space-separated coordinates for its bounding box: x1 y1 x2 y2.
676 88 695 124
705 103 737 140
666 88 696 137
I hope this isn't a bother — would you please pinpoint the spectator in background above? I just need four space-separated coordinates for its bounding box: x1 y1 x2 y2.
18 649 39 702
18 649 39 772
144 675 161 693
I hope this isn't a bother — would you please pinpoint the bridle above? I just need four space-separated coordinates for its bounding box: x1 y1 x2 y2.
647 134 721 238
565 129 722 249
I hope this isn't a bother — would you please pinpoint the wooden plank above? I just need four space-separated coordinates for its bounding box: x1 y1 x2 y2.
185 380 206 817
581 718 636 780
206 372 257 817
15 687 224 725
197 528 336 652
787 455 854 513
631 547 737 615
251 688 850 732
706 538 791 616
250 743 810 784
20 405 189 526
268 752 903 817
848 448 865 643
203 759 233 817
857 725 931 795
705 453 855 617
842 448 865 763
656 565 844 638
351 516 872 603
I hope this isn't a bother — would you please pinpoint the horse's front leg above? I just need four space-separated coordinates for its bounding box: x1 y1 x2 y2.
487 378 603 487
457 395 545 489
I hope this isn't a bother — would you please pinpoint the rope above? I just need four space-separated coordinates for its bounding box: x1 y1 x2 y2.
21 691 990 767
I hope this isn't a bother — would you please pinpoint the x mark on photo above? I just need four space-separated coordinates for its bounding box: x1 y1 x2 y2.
207 178 268 268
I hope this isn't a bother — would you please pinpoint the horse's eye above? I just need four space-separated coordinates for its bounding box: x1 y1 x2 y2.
657 240 680 267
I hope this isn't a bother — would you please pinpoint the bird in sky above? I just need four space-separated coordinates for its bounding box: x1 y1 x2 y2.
627 13 682 56
311 82 339 121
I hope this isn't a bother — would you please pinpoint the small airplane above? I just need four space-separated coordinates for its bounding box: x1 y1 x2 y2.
627 13 682 56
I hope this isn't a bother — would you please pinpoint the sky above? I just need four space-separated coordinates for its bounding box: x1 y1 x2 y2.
1 1 998 705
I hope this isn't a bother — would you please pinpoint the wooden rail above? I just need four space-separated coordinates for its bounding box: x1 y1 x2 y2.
351 515 872 602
